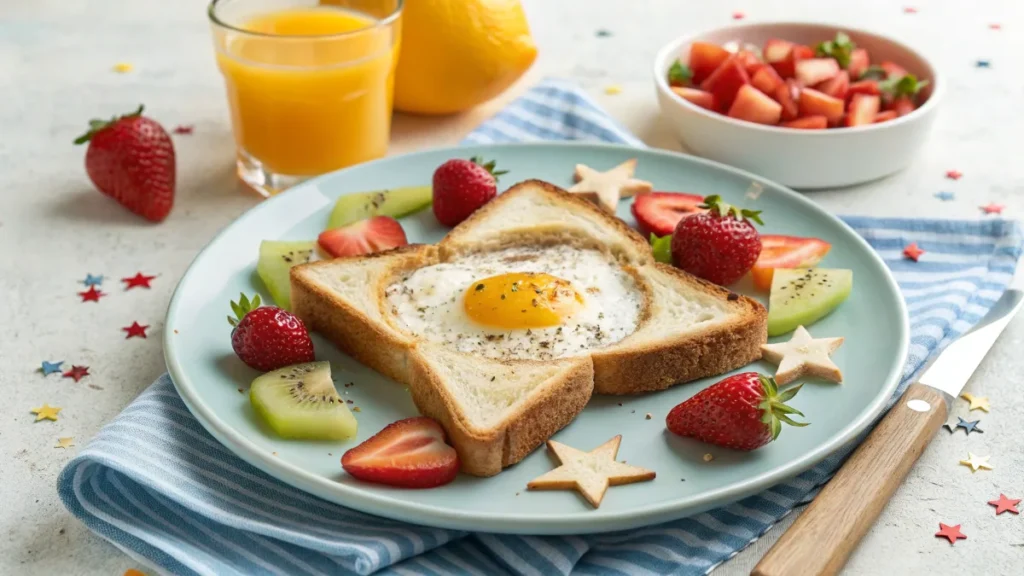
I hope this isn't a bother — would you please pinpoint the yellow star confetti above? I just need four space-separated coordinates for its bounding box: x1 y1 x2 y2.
959 452 992 472
604 85 623 95
527 435 655 507
55 437 75 449
113 62 134 73
31 404 62 422
960 392 990 412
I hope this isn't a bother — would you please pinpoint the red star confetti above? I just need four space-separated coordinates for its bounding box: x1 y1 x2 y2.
935 523 966 545
63 365 90 382
988 494 1021 515
980 203 1005 214
903 6 917 13
78 286 106 302
173 125 194 135
903 243 925 262
990 24 1001 30
732 11 745 20
122 272 156 290
945 169 962 180
123 321 149 339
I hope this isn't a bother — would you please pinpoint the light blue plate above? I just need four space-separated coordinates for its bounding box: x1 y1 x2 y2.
165 142 908 535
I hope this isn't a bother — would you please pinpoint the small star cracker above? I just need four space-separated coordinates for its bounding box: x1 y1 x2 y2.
903 243 925 261
40 360 64 376
988 494 1020 515
123 322 149 339
81 274 104 287
960 392 990 412
55 437 75 449
760 326 844 385
78 286 106 302
935 523 966 545
980 203 1005 214
569 159 653 213
526 435 655 508
955 417 983 435
63 365 90 382
31 404 62 422
959 452 992 472
945 170 962 180
122 272 156 290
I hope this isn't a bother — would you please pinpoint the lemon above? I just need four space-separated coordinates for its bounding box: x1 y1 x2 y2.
393 0 538 115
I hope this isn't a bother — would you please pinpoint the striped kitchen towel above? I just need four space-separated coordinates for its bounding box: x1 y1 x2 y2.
59 78 1024 576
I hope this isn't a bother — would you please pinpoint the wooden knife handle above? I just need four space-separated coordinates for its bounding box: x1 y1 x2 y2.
752 383 948 576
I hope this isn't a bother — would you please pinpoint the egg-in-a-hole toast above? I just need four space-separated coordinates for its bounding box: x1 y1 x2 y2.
291 180 767 477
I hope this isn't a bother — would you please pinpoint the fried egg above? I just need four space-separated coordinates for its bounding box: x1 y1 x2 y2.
384 246 643 360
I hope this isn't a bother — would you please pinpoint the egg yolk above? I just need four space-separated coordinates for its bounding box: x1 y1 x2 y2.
463 272 584 329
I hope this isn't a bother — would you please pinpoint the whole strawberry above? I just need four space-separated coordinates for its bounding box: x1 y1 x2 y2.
432 156 507 226
670 195 763 285
74 105 175 222
228 293 315 372
666 372 807 451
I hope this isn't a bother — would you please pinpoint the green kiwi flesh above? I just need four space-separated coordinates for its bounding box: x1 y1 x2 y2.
257 240 317 310
767 268 853 336
249 361 357 440
327 186 432 230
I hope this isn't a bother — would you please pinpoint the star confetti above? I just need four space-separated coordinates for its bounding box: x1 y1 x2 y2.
40 360 64 376
976 60 991 68
55 437 75 449
112 62 134 73
732 11 745 20
78 286 106 302
945 170 963 180
122 272 156 290
81 274 104 286
955 417 983 435
935 523 966 545
173 125 194 135
989 24 1002 30
980 203 1005 215
595 29 612 38
31 404 62 422
959 452 992 473
903 7 918 14
960 392 990 412
903 243 925 262
988 494 1021 515
63 365 90 382
527 435 655 507
934 191 955 201
123 321 149 339
604 85 623 95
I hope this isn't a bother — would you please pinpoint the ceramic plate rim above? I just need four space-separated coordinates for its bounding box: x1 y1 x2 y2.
164 141 909 534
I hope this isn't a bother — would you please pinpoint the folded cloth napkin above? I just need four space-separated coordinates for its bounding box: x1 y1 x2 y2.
59 78 1024 576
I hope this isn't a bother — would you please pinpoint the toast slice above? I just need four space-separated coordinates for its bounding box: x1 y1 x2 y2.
291 180 766 476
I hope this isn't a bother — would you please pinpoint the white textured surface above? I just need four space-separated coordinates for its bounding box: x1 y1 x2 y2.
2 0 1022 574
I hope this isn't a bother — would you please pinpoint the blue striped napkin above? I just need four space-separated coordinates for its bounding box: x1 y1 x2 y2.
59 78 1023 576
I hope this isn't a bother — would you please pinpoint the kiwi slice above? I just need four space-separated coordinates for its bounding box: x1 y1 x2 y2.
768 268 853 336
327 186 432 230
257 240 317 310
250 361 357 440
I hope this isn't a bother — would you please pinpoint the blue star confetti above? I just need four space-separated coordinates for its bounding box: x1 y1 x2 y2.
40 360 64 376
595 29 612 38
976 59 991 68
956 417 984 435
81 274 104 287
934 191 955 201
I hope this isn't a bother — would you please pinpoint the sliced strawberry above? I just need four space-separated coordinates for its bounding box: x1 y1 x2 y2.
795 58 840 86
816 70 849 100
848 48 870 79
780 115 827 129
317 215 407 258
341 417 459 488
751 65 784 95
798 88 844 125
772 44 814 79
774 80 800 121
689 42 731 84
845 94 880 127
847 79 881 100
736 50 763 75
671 86 716 110
889 96 916 116
728 85 782 125
763 39 794 64
750 235 831 291
631 191 705 237
700 56 750 112
873 110 898 123
880 61 908 80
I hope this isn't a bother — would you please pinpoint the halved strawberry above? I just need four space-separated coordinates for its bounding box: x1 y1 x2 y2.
873 110 898 123
763 39 794 64
889 96 916 116
631 191 705 237
780 115 827 129
848 48 870 79
671 86 716 110
728 85 782 125
774 80 800 121
845 94 880 127
689 42 731 84
700 56 751 112
772 44 813 79
317 215 407 258
751 65 784 95
341 417 459 488
880 61 908 80
847 80 881 99
750 235 832 291
795 58 840 86
816 70 849 100
798 88 844 125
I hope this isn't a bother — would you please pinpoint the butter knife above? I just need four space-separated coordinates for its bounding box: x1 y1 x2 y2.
753 288 1023 576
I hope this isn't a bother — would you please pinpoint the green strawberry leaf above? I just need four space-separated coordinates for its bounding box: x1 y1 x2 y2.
815 31 855 69
879 74 929 101
699 195 764 226
74 104 144 145
667 60 693 86
757 377 808 440
858 65 887 81
650 233 673 264
470 156 509 182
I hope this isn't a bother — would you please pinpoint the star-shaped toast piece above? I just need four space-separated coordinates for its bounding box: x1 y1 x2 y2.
527 435 655 508
568 159 652 213
760 326 844 385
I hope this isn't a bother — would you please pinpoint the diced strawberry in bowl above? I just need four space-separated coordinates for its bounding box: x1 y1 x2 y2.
736 50 763 75
847 80 880 99
689 41 731 84
880 61 907 80
780 115 827 129
848 48 870 79
845 94 880 127
889 96 916 116
751 66 784 95
772 44 813 79
795 58 840 86
798 88 844 125
774 80 801 121
873 110 898 123
763 38 794 64
671 86 716 110
815 70 849 100
700 56 751 111
728 85 782 125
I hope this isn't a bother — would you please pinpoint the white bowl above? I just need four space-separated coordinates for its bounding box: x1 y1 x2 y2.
653 22 943 189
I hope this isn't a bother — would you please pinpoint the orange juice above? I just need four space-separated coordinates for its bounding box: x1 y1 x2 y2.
213 6 401 180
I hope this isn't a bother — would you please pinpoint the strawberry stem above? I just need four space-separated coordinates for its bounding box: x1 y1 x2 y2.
470 156 509 183
73 104 145 145
756 375 809 441
227 292 261 326
699 195 764 225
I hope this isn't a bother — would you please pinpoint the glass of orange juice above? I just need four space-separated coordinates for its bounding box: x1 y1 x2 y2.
208 0 403 197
